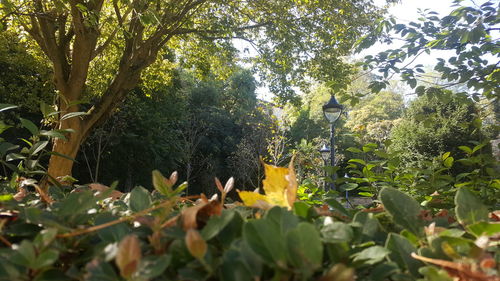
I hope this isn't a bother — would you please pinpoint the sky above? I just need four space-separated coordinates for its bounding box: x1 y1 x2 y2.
252 0 480 100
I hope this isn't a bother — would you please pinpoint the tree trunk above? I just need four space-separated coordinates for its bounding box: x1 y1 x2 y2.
46 107 84 183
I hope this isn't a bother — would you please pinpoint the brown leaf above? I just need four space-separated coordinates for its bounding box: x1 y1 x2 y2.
181 199 222 230
116 235 141 279
88 183 123 200
13 188 27 201
185 229 207 259
215 177 224 193
169 171 178 186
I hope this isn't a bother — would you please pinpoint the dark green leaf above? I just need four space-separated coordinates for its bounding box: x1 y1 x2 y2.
351 246 390 265
201 209 235 240
455 188 489 225
379 187 422 235
20 118 39 135
128 186 152 212
286 222 323 272
243 218 286 266
321 221 353 243
385 233 423 276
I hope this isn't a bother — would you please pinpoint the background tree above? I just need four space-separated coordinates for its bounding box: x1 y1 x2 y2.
1 0 391 181
389 90 485 171
345 91 403 145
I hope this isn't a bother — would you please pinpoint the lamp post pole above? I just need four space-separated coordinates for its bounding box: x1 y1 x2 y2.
329 123 336 191
322 95 343 192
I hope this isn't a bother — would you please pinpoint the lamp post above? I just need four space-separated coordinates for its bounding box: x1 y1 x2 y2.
322 95 343 191
319 144 330 190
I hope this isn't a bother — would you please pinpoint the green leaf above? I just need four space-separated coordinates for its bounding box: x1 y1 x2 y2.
11 240 36 267
264 207 299 235
33 269 68 281
152 170 171 196
286 222 323 273
385 233 423 277
349 158 366 165
442 152 451 160
29 141 49 155
243 218 286 266
57 190 97 216
346 147 363 153
33 228 58 250
351 246 390 265
60 111 88 121
135 255 171 280
358 192 374 197
379 187 422 235
84 259 120 281
39 130 66 140
419 266 453 281
353 212 381 242
292 201 311 218
340 183 359 191
201 209 235 240
325 197 350 218
472 142 487 154
20 118 39 135
321 221 353 243
95 213 131 243
32 249 59 270
467 222 500 238
443 157 454 168
458 146 472 154
0 104 18 112
455 188 489 225
0 194 13 201
128 186 152 212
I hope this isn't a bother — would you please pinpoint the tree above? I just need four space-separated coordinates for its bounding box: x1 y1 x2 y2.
345 91 403 144
355 0 499 101
1 0 390 181
389 90 484 169
0 31 54 113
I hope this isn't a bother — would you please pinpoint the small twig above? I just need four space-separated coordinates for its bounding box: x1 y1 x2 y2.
58 199 173 238
0 235 12 247
411 253 496 280
57 194 201 238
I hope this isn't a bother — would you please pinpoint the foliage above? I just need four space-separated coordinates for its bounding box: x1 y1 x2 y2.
1 0 393 179
0 104 78 182
0 161 498 281
389 90 487 171
0 32 54 114
356 0 499 102
343 141 499 207
345 91 403 145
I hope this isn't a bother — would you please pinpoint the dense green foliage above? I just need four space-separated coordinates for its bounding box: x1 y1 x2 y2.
0 169 498 281
0 0 499 280
389 91 485 169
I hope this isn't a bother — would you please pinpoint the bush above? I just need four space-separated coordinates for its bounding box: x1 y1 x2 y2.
0 165 498 281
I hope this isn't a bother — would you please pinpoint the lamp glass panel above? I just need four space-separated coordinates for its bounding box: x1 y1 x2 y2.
324 107 342 123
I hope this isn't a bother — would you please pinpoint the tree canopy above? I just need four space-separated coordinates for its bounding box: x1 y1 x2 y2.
0 0 393 180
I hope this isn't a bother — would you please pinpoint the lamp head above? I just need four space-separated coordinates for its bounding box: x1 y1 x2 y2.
322 95 343 123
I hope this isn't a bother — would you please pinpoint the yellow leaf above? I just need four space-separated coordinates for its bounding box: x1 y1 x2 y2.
238 191 270 207
238 157 297 209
